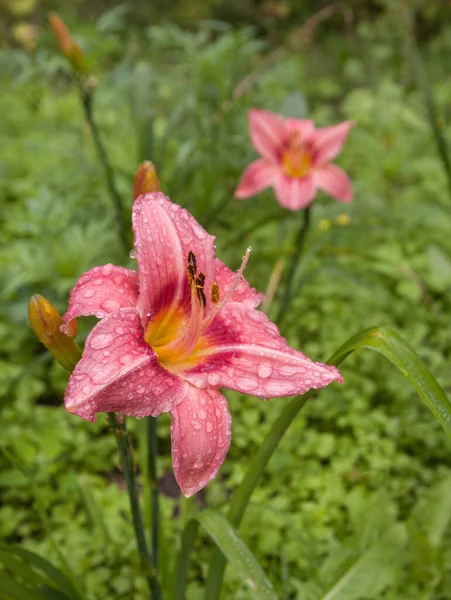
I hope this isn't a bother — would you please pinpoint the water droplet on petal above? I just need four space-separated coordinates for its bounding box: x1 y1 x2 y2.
129 248 137 259
257 363 272 379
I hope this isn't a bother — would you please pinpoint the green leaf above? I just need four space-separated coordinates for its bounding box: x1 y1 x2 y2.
320 525 407 600
77 476 112 543
1 547 83 600
205 325 451 599
0 570 47 600
0 549 52 588
328 325 451 437
197 510 277 600
173 519 199 600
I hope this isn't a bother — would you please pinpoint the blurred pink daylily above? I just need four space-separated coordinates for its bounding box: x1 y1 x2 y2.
62 193 342 496
235 108 353 211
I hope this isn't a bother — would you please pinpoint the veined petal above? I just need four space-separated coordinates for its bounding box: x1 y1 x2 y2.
65 308 186 421
313 164 353 203
274 173 316 211
132 193 216 329
214 258 264 309
312 121 354 166
62 265 138 332
171 385 231 497
182 303 342 397
235 159 277 199
249 109 286 164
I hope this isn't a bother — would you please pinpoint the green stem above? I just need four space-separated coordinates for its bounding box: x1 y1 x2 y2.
108 414 160 599
80 87 130 253
204 392 312 599
276 206 312 324
147 416 160 591
401 6 451 202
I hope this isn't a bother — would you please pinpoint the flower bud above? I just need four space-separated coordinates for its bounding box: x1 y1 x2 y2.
28 295 82 372
48 13 87 74
133 161 160 200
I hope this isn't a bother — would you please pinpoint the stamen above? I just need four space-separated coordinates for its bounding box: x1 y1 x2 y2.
155 264 204 362
201 246 252 331
195 273 207 308
187 250 197 286
210 281 220 304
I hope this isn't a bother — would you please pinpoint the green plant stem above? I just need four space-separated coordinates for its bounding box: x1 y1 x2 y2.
276 206 312 324
147 416 160 580
400 6 451 202
204 392 312 599
80 87 130 253
108 414 160 599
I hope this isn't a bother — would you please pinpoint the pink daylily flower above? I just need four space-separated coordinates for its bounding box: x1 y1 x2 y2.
235 108 354 211
62 192 342 497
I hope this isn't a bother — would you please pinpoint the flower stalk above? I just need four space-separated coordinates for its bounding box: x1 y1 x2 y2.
108 413 161 600
81 88 130 253
147 416 160 580
276 205 312 324
48 13 129 254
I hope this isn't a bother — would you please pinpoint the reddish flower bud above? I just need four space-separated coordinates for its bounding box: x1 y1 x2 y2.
48 13 87 74
28 294 82 372
133 161 160 200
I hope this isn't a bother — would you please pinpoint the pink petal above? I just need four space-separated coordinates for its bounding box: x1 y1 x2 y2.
285 118 315 142
62 265 138 332
132 193 216 329
313 164 353 203
312 121 353 166
182 303 343 398
249 108 286 163
65 308 186 421
171 385 231 497
274 173 317 211
214 258 264 309
235 159 277 199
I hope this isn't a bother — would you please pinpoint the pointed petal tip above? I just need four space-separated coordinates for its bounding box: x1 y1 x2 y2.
171 387 231 497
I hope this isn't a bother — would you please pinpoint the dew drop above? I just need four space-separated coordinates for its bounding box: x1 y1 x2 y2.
90 333 114 350
257 363 272 379
129 248 137 259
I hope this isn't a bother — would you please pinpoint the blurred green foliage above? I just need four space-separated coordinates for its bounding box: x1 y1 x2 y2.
2 0 451 598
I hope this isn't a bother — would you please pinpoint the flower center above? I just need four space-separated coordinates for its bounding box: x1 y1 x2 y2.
144 248 251 372
281 134 312 179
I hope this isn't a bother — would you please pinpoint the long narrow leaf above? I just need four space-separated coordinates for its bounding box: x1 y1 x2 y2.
2 547 83 600
198 510 277 600
205 325 451 599
0 570 47 600
327 326 451 436
173 519 199 600
0 549 52 588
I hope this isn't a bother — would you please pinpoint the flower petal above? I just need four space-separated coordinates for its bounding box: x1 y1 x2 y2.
182 303 343 398
214 258 264 309
132 193 216 328
313 164 353 203
249 108 286 163
171 385 231 497
274 174 317 211
285 118 315 141
312 121 353 165
62 265 138 332
235 159 277 199
65 308 186 421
